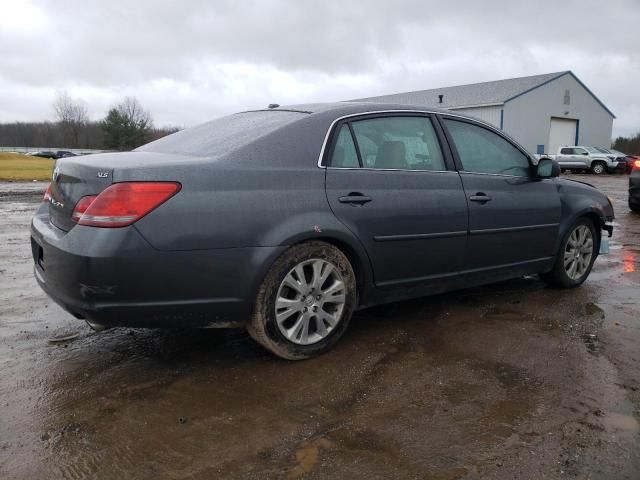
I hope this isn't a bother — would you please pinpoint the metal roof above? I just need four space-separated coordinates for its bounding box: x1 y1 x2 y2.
351 71 615 117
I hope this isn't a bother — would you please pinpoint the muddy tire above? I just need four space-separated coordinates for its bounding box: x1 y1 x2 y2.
590 162 606 175
540 218 598 288
247 241 356 360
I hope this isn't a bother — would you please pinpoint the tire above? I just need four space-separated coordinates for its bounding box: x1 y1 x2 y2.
540 218 598 288
590 162 606 175
247 241 357 360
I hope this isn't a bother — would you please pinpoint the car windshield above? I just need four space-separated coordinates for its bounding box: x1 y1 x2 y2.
594 147 611 154
137 110 308 157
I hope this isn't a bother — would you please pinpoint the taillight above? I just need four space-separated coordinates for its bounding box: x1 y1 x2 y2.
71 182 181 227
634 159 640 170
71 195 97 222
43 183 52 202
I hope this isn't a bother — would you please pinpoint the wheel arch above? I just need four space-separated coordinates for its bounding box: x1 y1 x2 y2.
555 208 604 260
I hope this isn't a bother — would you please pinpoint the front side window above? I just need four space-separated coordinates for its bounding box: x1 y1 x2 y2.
349 116 446 171
574 148 589 155
444 119 530 177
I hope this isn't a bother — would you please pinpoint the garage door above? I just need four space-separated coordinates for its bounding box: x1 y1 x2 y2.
548 117 577 153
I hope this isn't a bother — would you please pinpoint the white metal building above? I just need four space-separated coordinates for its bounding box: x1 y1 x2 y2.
353 71 615 155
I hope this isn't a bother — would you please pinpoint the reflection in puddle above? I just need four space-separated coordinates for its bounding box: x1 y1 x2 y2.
622 250 636 273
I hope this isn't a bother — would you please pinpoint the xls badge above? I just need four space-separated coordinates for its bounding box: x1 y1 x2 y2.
97 171 109 178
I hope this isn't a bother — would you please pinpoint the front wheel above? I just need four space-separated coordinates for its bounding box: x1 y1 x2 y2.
540 219 598 288
590 162 606 175
247 241 356 360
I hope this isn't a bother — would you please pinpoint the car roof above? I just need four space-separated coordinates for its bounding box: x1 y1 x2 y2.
244 101 454 117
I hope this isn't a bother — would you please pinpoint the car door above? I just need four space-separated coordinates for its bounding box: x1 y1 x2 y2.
440 116 561 274
572 147 590 168
324 113 469 289
556 147 574 168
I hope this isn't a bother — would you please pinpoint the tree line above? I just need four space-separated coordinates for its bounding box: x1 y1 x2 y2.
0 92 180 151
612 132 640 155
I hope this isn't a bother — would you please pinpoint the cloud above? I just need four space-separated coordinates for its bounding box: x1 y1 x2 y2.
0 0 638 136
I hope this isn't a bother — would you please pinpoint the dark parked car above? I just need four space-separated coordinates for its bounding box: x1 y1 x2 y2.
30 150 77 159
31 103 615 359
630 157 640 212
55 150 77 159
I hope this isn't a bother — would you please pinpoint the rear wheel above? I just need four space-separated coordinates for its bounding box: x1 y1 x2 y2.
591 162 606 175
540 218 598 288
247 241 356 360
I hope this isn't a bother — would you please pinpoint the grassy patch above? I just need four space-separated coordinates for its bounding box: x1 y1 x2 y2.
0 152 54 181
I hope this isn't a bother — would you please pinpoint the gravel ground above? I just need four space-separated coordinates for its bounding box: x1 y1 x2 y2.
0 174 638 479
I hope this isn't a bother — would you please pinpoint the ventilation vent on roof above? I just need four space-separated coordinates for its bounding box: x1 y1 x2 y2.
564 90 570 105
438 95 444 104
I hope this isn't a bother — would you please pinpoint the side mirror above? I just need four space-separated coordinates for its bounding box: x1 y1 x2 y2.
582 152 589 155
536 158 560 178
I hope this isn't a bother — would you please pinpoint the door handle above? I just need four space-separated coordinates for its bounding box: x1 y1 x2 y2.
338 193 372 205
469 193 492 203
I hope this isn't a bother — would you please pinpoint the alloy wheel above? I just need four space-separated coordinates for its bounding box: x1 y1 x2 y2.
564 225 594 280
275 259 346 345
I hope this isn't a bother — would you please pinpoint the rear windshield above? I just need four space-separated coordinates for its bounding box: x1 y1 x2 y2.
137 110 307 157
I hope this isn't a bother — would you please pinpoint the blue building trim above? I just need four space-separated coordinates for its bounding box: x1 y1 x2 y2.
504 71 616 118
575 119 580 145
500 109 504 130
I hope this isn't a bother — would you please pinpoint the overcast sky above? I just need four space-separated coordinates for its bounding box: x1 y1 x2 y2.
1 0 638 137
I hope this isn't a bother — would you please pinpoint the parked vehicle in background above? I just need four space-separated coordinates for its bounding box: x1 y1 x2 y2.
28 150 78 159
630 157 640 212
55 150 77 158
30 151 58 159
596 148 637 174
547 146 625 174
30 102 615 359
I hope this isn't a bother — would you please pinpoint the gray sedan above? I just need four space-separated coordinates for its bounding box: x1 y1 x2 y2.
31 102 614 359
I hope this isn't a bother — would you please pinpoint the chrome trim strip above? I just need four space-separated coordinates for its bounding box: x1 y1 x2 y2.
374 231 467 242
316 109 534 169
326 167 453 173
470 223 560 235
459 171 535 179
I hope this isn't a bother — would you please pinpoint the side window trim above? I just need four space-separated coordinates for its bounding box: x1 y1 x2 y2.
347 122 363 168
325 122 360 168
323 112 454 172
437 114 533 177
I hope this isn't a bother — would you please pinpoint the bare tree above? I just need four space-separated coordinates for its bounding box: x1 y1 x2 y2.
53 91 89 148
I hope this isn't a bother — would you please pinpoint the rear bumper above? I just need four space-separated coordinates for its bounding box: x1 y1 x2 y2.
30 206 285 328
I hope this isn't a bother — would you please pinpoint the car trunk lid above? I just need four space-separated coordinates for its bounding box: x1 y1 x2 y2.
49 158 114 231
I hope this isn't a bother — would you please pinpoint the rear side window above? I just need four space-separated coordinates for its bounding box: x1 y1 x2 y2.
560 147 573 155
330 125 360 167
444 119 530 177
347 116 445 171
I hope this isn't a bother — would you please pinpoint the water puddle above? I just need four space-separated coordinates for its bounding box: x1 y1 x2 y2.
288 437 334 479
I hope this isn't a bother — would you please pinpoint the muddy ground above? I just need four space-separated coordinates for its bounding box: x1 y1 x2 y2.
0 175 638 479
